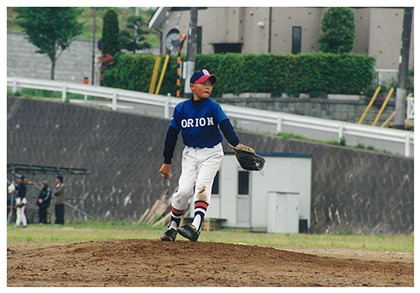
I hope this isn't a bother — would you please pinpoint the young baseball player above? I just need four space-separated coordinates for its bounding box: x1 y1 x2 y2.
159 69 246 242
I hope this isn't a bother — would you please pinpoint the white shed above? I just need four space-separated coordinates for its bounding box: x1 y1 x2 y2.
190 152 312 233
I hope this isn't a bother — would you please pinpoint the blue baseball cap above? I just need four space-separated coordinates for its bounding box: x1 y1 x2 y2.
190 69 217 84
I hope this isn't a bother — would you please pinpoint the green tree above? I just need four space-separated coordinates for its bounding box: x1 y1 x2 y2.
318 7 355 53
14 7 83 80
101 9 120 57
119 15 151 53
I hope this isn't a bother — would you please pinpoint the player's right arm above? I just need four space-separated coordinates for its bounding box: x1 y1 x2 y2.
160 126 180 179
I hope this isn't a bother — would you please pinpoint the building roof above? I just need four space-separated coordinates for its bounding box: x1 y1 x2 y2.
7 163 90 175
148 7 171 29
225 152 312 158
148 7 208 29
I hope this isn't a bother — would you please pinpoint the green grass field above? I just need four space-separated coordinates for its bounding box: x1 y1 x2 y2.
7 221 414 253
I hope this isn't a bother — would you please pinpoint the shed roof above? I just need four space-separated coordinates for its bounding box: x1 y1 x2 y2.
225 152 312 158
7 163 89 175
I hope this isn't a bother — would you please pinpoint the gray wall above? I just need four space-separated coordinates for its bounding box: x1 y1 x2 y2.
7 31 159 85
7 31 101 84
7 97 413 234
7 96 180 221
279 139 414 235
217 97 395 125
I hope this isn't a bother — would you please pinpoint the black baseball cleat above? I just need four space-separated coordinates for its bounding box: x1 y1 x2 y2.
177 224 200 242
160 227 177 241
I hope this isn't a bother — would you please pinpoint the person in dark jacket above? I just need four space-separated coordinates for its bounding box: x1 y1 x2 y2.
53 175 65 225
37 181 51 224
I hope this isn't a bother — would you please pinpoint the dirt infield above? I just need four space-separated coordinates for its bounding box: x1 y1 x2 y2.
7 239 413 287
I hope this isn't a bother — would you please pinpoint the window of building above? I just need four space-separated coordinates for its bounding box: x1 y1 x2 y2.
212 43 243 54
238 171 250 195
165 28 181 54
292 26 302 54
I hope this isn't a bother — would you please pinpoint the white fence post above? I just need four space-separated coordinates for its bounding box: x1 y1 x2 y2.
164 97 170 119
112 91 117 111
13 78 18 94
277 115 282 133
405 134 411 157
61 85 67 102
338 123 344 142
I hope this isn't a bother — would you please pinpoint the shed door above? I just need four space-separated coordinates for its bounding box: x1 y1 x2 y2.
237 171 251 227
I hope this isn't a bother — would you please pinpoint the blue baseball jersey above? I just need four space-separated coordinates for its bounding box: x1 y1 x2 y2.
169 98 228 148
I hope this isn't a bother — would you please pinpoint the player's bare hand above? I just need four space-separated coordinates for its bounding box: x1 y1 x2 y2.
159 164 171 179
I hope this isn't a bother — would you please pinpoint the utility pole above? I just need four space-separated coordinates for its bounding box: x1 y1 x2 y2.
91 7 97 85
393 7 413 129
184 7 198 99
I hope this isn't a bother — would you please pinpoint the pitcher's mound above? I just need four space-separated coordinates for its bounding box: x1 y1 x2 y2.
7 239 413 287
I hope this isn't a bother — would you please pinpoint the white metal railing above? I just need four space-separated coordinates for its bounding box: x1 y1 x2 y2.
407 97 414 119
7 76 414 157
374 69 399 87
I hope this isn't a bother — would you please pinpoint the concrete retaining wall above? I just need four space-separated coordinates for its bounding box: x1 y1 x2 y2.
7 31 159 85
279 139 414 235
7 31 101 85
217 97 396 125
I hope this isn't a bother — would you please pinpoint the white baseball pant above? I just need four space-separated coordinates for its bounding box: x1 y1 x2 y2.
171 143 223 224
15 198 27 227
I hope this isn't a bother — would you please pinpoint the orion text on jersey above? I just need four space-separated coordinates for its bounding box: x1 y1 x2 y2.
180 117 214 128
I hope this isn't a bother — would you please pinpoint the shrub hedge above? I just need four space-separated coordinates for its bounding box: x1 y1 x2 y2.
101 52 376 97
102 54 177 95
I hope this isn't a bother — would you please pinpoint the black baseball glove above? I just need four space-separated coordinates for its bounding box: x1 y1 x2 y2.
229 144 265 171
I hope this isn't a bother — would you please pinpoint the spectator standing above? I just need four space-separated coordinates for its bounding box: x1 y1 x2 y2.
37 181 51 224
53 175 65 225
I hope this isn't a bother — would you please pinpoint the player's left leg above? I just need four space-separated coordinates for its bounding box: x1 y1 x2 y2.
21 206 27 227
15 206 22 227
191 148 223 231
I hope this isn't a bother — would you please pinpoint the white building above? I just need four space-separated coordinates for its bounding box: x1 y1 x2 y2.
149 7 414 71
190 152 312 233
